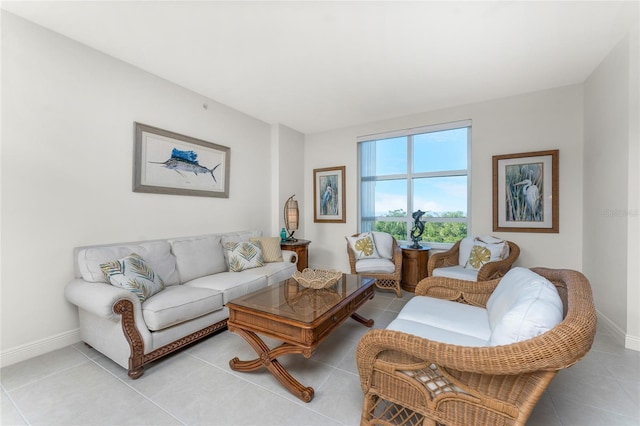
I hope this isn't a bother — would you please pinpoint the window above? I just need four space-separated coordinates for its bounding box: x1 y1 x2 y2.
358 120 470 247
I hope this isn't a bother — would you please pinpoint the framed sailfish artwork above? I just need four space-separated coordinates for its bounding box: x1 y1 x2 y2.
133 122 230 198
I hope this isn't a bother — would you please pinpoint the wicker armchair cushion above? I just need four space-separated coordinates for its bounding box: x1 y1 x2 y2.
355 257 395 273
396 295 491 341
431 265 479 281
487 267 563 345
388 318 488 346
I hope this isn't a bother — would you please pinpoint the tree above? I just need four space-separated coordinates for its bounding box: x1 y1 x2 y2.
373 210 467 243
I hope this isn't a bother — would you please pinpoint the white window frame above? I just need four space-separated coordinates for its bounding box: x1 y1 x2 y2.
357 119 472 249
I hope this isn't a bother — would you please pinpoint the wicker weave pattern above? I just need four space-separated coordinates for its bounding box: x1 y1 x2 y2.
357 268 596 426
427 239 520 281
347 234 403 297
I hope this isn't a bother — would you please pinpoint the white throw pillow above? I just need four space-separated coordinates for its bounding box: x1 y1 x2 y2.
464 236 509 270
487 267 563 345
371 232 394 259
224 242 264 272
250 237 283 263
100 253 165 302
346 232 380 260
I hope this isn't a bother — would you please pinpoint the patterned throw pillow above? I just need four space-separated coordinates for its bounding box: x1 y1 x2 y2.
464 237 509 271
250 237 283 263
346 232 380 260
100 253 165 302
224 242 264 272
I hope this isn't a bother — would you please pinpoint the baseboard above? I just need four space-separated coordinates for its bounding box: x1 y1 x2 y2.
0 329 81 368
596 310 640 351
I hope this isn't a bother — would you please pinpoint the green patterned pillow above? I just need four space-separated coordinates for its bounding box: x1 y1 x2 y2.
346 232 380 260
224 242 264 272
100 253 165 302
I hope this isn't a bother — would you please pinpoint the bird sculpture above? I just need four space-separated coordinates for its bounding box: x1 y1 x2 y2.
514 179 540 220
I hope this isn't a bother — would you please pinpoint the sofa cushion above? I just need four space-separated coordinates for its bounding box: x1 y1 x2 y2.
486 267 563 345
142 285 223 331
100 253 165 303
169 235 226 283
397 296 491 341
240 261 297 285
184 271 268 305
387 319 488 347
347 232 380 260
78 241 179 285
371 232 394 259
354 257 395 274
250 237 283 263
224 242 264 272
464 236 509 271
431 265 479 281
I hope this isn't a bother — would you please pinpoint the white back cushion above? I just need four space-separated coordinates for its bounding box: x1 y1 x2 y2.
371 232 394 259
169 235 226 283
78 241 179 285
487 267 563 345
457 237 476 265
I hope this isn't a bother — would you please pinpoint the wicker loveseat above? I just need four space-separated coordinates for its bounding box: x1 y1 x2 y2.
356 267 596 426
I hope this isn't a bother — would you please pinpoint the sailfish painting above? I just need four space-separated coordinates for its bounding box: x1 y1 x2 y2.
150 148 221 184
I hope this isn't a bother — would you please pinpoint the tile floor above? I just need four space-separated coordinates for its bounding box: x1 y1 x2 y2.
1 289 639 425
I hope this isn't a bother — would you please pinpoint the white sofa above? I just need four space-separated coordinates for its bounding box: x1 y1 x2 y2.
65 231 297 378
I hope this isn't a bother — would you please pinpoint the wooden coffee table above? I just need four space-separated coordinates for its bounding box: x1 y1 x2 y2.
226 274 375 402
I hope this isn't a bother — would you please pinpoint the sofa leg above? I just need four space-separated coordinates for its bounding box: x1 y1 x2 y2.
128 366 144 380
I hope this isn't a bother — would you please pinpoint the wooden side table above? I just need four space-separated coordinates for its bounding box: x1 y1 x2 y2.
280 239 311 272
400 246 430 293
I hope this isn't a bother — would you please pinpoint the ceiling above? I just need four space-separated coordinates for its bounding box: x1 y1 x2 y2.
2 1 638 134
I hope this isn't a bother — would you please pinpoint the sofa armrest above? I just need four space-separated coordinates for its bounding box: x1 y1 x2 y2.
414 275 500 307
281 250 297 264
65 279 141 320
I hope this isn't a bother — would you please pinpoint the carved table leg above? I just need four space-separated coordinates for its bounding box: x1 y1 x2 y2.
351 312 375 327
229 327 315 402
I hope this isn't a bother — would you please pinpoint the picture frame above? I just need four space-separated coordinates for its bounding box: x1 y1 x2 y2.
493 149 558 233
314 166 346 223
133 122 230 198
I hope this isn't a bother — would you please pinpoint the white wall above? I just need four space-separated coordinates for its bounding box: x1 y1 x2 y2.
305 85 584 275
1 13 274 364
584 24 640 349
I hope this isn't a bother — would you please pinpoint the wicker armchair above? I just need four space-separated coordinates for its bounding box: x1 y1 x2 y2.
356 268 596 426
347 232 403 297
427 238 520 281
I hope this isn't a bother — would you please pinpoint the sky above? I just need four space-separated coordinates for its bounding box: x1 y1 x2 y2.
367 127 468 217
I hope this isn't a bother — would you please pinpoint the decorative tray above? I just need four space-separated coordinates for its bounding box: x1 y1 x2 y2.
291 268 343 289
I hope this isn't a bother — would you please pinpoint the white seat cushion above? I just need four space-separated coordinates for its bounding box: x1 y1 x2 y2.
355 258 395 274
397 296 491 341
184 272 268 304
388 319 488 347
142 285 223 331
431 265 478 281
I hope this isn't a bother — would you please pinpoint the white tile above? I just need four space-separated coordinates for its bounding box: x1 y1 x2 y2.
1 390 27 425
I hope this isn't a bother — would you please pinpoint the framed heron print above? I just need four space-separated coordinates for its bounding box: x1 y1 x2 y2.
314 166 346 223
493 150 558 233
133 122 230 198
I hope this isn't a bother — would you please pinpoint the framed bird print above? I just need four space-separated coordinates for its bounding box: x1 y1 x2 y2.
314 166 346 223
133 122 230 198
493 150 558 233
